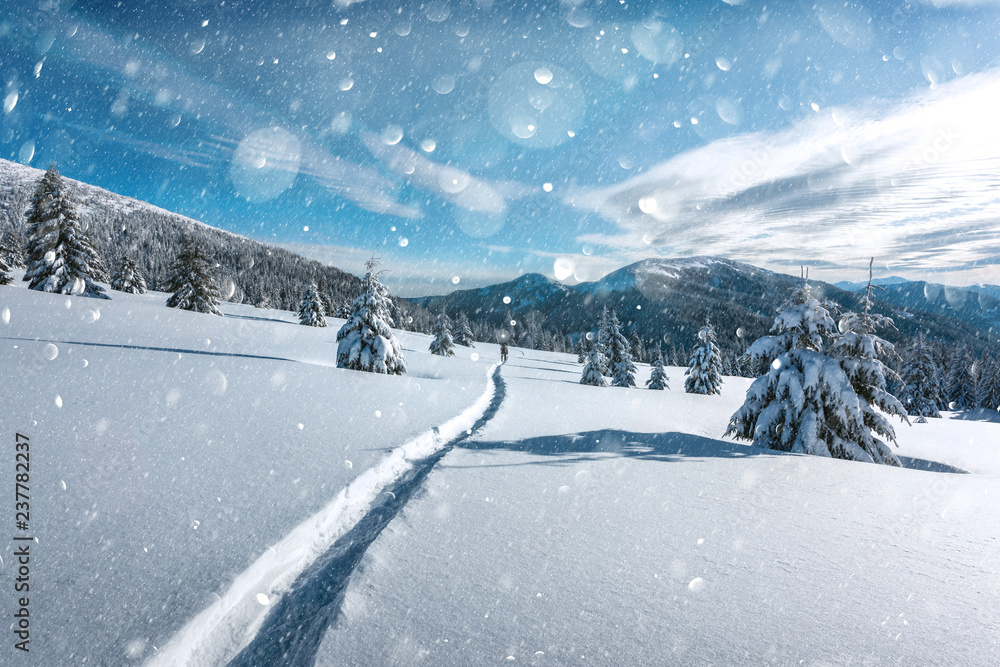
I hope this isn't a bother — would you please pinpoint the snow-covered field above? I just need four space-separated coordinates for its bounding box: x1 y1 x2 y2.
2 280 999 665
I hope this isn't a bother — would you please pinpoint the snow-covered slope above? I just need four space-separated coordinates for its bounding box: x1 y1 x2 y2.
0 279 494 665
314 350 1000 666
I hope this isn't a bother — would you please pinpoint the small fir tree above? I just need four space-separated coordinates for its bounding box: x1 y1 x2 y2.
975 351 1000 411
726 274 889 463
580 347 607 387
164 232 223 315
0 228 24 269
336 256 406 374
646 351 669 390
453 312 475 347
899 337 942 418
110 256 148 294
429 314 455 356
298 283 327 327
597 306 612 374
575 334 589 363
945 346 976 410
684 320 723 395
0 252 11 285
605 311 636 387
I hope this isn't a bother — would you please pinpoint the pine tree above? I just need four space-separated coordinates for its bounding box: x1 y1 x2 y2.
944 346 976 410
597 306 612 374
429 313 455 356
453 312 475 347
975 351 1000 411
685 320 723 395
298 283 327 327
256 295 271 309
575 334 589 363
646 351 669 390
336 299 352 318
605 311 636 387
336 256 406 374
726 275 887 463
0 251 11 286
0 228 24 270
164 232 223 315
110 256 148 294
22 165 109 298
826 262 907 465
899 337 942 418
580 347 607 387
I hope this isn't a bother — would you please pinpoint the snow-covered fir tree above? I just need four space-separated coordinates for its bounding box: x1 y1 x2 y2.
336 256 406 374
596 307 613 371
164 232 223 315
684 320 723 395
429 314 456 356
255 295 271 309
110 256 147 294
575 334 589 363
298 283 327 327
899 337 942 418
944 346 976 410
580 347 607 387
0 251 11 285
336 299 352 318
826 265 907 465
975 351 1000 411
646 350 669 390
605 311 636 388
22 165 109 298
0 228 24 269
726 275 892 464
453 312 475 347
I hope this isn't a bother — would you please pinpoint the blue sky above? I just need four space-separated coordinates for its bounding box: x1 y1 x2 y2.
2 0 1000 294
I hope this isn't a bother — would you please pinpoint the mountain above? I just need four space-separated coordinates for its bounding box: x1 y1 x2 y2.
835 276 1000 337
412 257 994 356
834 276 911 291
0 159 360 310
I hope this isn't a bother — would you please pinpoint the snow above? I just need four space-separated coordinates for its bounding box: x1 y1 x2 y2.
0 280 493 665
314 352 1000 666
2 279 999 665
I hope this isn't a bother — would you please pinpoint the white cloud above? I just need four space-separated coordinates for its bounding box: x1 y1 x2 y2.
565 68 1000 282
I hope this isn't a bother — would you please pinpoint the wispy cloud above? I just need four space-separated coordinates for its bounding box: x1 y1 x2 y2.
565 68 1000 284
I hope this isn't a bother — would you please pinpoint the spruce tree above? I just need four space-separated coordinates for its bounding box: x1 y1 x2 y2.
336 256 406 374
22 165 109 298
0 228 24 270
110 256 148 294
975 351 1000 411
726 275 887 463
429 313 455 356
164 232 223 315
606 311 636 388
0 252 11 285
899 337 942 418
298 283 327 327
575 334 589 363
945 346 976 410
597 306 612 374
336 299 352 318
453 312 475 347
580 347 607 387
685 320 723 395
646 350 669 390
827 263 907 465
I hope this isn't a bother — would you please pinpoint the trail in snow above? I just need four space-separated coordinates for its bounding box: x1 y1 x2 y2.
147 363 505 667
228 365 506 666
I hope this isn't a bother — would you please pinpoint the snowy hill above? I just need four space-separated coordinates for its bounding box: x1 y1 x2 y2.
413 256 993 355
0 159 360 310
2 276 998 665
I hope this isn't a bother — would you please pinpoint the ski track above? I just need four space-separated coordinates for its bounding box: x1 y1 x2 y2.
147 362 505 667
